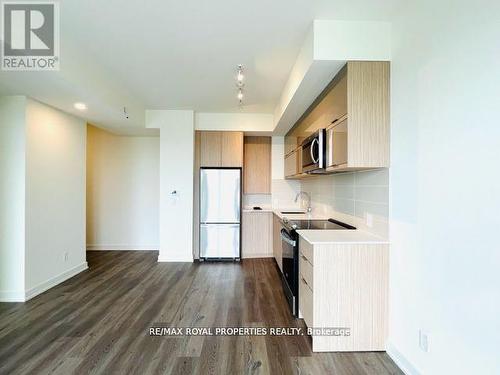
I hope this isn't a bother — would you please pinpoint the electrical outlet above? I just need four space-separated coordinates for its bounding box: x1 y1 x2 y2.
366 213 373 228
419 330 429 352
64 252 69 262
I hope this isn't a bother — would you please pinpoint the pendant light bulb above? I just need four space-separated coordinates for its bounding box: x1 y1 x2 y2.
237 64 244 83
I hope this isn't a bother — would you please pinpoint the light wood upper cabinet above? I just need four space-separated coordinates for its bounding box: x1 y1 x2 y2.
200 131 222 167
243 136 271 194
199 131 243 167
343 61 390 169
284 61 390 176
284 134 298 156
221 131 244 167
292 72 348 143
325 61 389 171
284 146 305 179
284 149 299 178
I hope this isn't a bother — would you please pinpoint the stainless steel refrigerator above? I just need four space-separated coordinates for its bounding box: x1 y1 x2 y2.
199 168 241 260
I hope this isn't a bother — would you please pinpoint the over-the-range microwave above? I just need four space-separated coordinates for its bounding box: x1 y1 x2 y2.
301 129 326 173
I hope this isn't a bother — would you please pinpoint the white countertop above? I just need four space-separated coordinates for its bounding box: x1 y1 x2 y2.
271 209 388 245
296 229 389 245
242 206 273 213
243 208 313 216
272 210 329 221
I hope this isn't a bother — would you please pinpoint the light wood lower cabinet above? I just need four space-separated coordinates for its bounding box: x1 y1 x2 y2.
242 212 272 258
272 213 283 271
298 237 389 352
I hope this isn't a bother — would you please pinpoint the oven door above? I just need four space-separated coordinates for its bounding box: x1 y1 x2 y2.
301 129 326 173
280 228 298 316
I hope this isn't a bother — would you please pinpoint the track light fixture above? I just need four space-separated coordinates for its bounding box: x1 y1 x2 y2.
236 65 244 105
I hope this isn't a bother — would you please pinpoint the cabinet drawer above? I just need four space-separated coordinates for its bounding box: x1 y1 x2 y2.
299 276 313 327
299 253 313 290
299 238 314 265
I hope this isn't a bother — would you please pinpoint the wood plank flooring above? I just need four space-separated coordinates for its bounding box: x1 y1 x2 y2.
0 251 403 375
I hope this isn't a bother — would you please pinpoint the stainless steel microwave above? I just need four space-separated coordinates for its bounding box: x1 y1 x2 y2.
301 129 326 173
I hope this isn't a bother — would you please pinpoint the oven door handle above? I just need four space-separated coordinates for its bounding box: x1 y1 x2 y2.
280 229 297 247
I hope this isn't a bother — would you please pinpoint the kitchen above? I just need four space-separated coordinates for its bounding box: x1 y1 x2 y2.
1 1 498 374
193 61 390 353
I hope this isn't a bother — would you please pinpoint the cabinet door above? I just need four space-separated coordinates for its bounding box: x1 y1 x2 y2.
221 132 244 167
327 118 348 167
242 212 272 258
297 146 303 175
243 136 271 194
285 134 298 156
273 214 283 271
284 149 298 178
200 131 222 167
323 73 348 125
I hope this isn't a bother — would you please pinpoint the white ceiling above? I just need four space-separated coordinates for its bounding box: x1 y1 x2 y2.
0 0 397 133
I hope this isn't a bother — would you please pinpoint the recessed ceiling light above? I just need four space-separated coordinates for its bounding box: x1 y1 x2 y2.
74 102 87 110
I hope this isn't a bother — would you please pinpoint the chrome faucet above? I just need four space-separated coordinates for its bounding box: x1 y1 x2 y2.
294 191 312 213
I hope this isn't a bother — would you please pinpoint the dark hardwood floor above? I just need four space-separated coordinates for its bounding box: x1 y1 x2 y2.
0 251 402 375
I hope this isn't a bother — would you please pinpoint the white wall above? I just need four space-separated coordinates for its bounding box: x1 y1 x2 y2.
86 125 160 250
0 96 26 301
313 20 391 61
24 98 87 298
195 113 273 133
388 2 500 374
146 110 194 262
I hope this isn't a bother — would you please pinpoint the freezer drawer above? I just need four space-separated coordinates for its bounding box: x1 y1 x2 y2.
200 224 240 259
200 168 241 224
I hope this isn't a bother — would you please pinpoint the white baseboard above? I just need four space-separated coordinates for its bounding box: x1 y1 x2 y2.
158 255 193 262
86 244 159 251
241 254 274 259
386 341 421 375
24 262 88 301
0 290 26 302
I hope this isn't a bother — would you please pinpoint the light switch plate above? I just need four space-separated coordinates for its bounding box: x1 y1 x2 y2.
419 330 429 352
366 213 373 227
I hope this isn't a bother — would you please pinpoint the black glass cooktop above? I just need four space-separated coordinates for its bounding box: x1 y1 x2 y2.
288 219 356 230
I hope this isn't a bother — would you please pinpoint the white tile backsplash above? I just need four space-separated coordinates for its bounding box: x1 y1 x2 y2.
355 186 389 204
271 179 302 209
243 194 272 208
300 169 389 238
354 168 389 186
